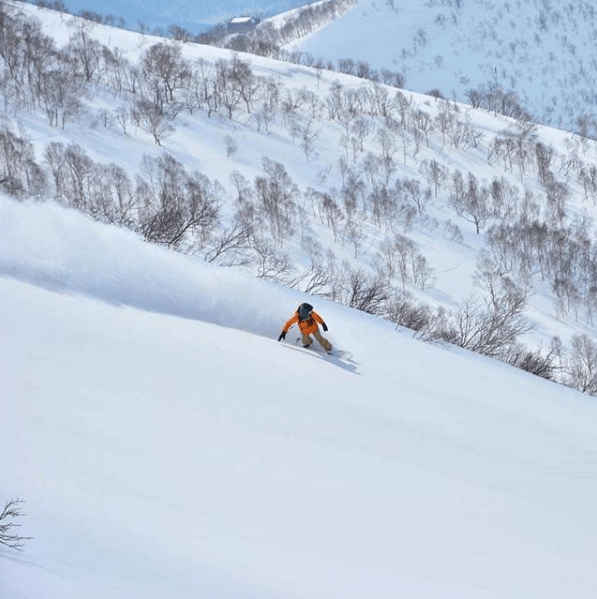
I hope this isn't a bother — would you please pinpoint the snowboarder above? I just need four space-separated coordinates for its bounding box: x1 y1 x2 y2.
278 302 332 353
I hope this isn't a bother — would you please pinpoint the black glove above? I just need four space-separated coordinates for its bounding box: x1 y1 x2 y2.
322 322 328 332
278 331 286 341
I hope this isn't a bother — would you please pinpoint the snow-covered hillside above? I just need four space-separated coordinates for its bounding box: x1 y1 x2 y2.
3 2 597 596
23 0 597 132
3 195 597 599
288 0 597 132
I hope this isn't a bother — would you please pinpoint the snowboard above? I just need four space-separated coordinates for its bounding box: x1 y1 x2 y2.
293 337 353 361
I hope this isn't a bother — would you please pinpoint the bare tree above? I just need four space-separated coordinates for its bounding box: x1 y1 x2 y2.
449 278 531 357
435 98 459 147
385 290 432 332
225 135 237 158
393 91 412 128
168 24 193 43
0 126 46 197
377 126 397 184
449 171 490 234
378 233 433 291
140 42 189 104
204 220 253 266
312 189 343 242
256 76 280 132
564 334 597 395
0 498 31 551
138 154 221 249
44 142 94 209
37 61 85 129
505 340 560 380
254 158 299 243
228 54 259 113
215 58 243 119
131 98 176 145
342 266 390 314
252 238 293 282
297 118 318 161
65 24 102 83
403 178 430 216
343 212 366 258
412 109 434 148
420 159 445 198
366 82 392 117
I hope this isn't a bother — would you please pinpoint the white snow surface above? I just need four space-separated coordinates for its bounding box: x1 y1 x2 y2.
2 198 597 599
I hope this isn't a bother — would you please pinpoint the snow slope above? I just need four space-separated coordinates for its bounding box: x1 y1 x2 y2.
2 197 597 599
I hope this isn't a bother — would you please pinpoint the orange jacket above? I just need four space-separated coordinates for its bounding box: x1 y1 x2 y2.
283 310 325 335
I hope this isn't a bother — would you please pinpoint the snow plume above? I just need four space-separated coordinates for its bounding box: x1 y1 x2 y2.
0 196 307 337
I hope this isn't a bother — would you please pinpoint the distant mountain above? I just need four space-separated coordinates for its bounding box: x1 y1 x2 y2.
288 0 597 133
28 0 318 33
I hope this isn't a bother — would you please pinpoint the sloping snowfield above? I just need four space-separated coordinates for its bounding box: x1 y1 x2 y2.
2 197 597 598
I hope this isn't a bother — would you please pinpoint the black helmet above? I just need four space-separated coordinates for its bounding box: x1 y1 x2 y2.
298 302 313 320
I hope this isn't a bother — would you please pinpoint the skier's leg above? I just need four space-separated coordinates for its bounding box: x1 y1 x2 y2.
301 333 312 347
313 329 332 352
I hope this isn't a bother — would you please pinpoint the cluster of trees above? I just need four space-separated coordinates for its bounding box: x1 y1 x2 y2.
386 278 597 393
0 118 432 313
0 126 47 196
466 83 531 122
0 5 101 128
25 0 407 94
197 0 357 53
43 142 222 249
484 219 597 321
0 6 267 136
